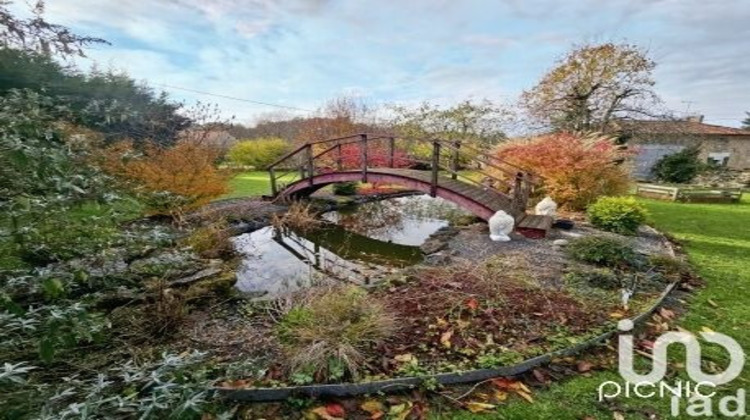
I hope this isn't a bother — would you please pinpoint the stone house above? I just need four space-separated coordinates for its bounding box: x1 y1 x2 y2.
615 116 750 180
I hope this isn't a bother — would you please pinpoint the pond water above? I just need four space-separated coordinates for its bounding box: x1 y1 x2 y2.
233 195 471 297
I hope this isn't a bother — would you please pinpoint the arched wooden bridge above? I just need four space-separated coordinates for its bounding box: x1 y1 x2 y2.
267 134 552 236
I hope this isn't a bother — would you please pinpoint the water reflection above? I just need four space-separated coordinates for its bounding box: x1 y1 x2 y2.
323 195 470 245
233 195 471 297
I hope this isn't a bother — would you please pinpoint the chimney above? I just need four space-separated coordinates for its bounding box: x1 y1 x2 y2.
685 115 704 123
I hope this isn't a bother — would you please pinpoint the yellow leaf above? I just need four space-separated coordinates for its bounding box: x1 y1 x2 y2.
440 330 454 348
494 390 508 402
466 402 496 413
308 406 343 420
517 381 532 394
707 298 719 308
516 390 534 403
360 400 384 415
701 326 715 333
394 353 417 364
389 402 413 420
609 312 624 319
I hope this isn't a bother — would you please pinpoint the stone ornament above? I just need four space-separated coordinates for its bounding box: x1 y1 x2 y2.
535 196 558 217
488 210 514 242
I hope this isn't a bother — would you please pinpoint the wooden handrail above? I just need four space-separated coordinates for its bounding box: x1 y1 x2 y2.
268 133 540 214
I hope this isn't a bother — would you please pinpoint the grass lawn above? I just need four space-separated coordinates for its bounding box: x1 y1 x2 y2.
436 196 750 419
222 171 278 199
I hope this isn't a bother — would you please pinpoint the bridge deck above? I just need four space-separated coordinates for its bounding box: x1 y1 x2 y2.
370 168 513 212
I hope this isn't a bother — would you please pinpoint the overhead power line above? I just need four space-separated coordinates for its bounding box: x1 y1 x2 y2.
155 83 315 113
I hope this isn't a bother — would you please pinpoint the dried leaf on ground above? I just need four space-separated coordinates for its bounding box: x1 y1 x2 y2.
466 402 496 413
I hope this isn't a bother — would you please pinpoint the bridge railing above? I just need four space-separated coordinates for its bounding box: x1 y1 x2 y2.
267 133 539 214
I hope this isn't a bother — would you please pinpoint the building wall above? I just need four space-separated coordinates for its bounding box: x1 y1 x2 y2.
629 134 750 179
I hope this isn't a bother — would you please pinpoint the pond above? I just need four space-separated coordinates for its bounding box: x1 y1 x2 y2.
233 194 472 297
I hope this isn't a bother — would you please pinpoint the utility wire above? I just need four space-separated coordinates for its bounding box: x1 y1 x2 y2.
155 83 315 113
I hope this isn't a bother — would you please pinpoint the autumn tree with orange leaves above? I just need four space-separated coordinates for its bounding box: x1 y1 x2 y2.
98 140 232 221
522 43 661 132
494 132 632 210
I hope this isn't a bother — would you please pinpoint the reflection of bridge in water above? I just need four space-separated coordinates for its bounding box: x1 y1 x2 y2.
271 223 422 285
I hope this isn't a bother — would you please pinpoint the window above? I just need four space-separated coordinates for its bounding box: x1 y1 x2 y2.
707 152 730 166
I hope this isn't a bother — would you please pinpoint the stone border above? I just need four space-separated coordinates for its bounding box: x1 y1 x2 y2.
215 279 677 402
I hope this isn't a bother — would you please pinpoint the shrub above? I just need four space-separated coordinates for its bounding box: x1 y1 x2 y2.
271 202 322 233
564 267 621 290
566 236 636 267
648 254 692 281
276 286 396 382
182 221 235 259
587 196 648 235
651 145 704 183
98 140 232 220
227 137 289 169
494 132 632 210
332 182 358 195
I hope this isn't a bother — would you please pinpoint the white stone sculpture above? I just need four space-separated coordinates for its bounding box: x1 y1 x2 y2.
488 210 514 242
535 196 558 217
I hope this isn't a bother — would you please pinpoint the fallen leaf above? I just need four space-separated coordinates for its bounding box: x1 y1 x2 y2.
360 400 384 419
516 390 534 403
493 390 508 402
532 368 549 384
491 377 517 390
659 307 675 320
613 412 625 420
309 406 343 420
577 361 594 373
394 353 416 363
440 330 454 348
325 403 346 418
389 402 413 420
707 298 719 308
466 402 496 413
609 311 625 319
517 382 532 394
466 298 479 310
701 326 715 333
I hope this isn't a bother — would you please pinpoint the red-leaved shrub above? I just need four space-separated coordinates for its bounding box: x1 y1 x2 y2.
494 132 632 210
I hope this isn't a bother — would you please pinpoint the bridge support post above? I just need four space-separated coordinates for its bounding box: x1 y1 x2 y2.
451 140 460 180
336 143 343 171
269 167 277 196
388 136 395 168
306 144 314 186
431 140 440 197
360 134 368 183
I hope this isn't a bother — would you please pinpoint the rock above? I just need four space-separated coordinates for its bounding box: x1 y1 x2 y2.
558 230 584 239
535 196 558 217
488 210 514 242
553 239 570 247
420 238 448 254
424 252 452 266
170 267 223 286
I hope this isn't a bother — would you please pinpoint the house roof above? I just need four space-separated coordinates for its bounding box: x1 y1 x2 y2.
616 120 750 136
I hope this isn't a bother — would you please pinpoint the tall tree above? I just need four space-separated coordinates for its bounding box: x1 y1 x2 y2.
521 43 660 132
743 112 750 130
1 0 107 57
390 99 509 147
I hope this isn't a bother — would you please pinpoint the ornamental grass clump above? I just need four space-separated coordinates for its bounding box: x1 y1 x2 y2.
566 235 637 268
587 196 649 235
276 286 396 383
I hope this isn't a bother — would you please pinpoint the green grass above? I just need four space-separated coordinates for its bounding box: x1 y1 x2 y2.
222 171 303 200
435 197 750 419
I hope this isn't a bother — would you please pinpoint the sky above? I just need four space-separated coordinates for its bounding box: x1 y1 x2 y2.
11 0 750 126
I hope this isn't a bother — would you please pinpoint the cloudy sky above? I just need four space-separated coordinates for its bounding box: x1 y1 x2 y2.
12 0 750 126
